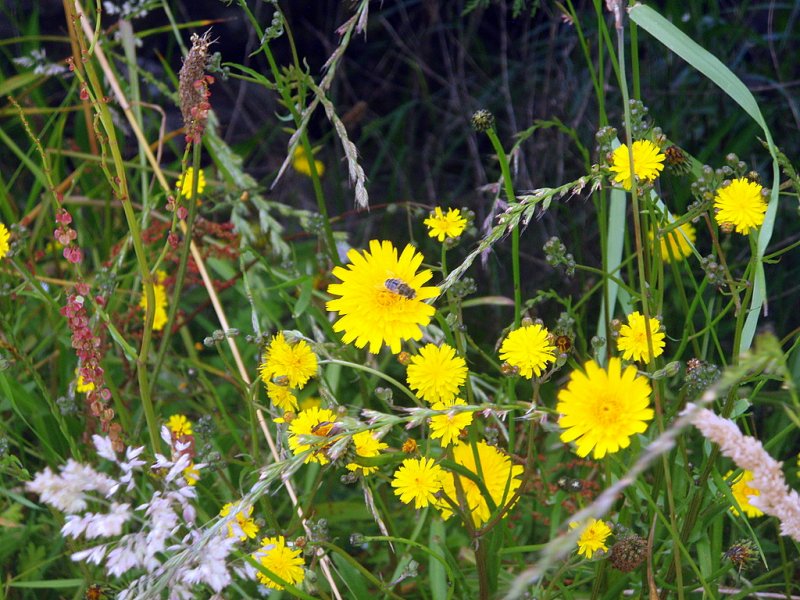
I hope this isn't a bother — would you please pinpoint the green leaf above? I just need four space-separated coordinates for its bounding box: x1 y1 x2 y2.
428 519 448 600
8 579 84 589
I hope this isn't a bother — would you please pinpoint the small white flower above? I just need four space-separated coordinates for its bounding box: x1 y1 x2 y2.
71 544 107 565
181 534 236 592
84 502 132 538
93 435 118 462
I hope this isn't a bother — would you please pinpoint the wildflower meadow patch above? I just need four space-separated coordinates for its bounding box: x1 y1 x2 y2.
2 1 800 598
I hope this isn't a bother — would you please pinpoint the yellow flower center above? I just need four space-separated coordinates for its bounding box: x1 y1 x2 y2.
594 393 623 427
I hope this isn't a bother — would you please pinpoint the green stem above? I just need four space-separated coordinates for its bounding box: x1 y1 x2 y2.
150 142 202 392
68 9 159 450
485 127 521 327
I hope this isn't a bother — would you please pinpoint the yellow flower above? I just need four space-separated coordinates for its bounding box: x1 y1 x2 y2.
651 220 696 263
292 145 325 178
424 207 467 242
75 369 95 393
183 462 200 486
557 358 654 459
609 140 665 191
726 470 763 518
258 332 318 390
391 457 444 509
139 271 169 331
617 311 665 363
288 406 339 464
429 399 473 446
406 343 468 404
438 441 524 527
253 535 305 590
498 324 556 379
0 223 10 260
346 430 388 476
267 381 298 412
714 178 767 235
166 414 193 437
298 396 322 412
176 166 206 198
219 503 259 541
571 519 612 559
326 240 440 354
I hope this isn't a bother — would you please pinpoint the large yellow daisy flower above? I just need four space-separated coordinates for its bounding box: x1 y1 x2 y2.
571 519 612 559
288 406 339 464
726 470 763 518
651 220 696 263
498 323 556 379
609 140 665 191
0 223 10 260
438 441 524 527
556 358 654 459
406 343 468 404
259 332 318 389
713 178 767 235
139 272 169 332
253 535 306 590
326 240 439 354
424 207 467 242
346 430 388 476
616 311 665 363
266 381 298 412
392 457 444 509
429 398 473 446
219 503 259 541
176 166 206 198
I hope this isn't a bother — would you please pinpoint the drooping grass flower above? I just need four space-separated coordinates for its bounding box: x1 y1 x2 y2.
139 270 169 332
391 457 443 509
713 178 767 235
616 311 665 363
609 140 665 191
292 145 325 178
288 406 338 464
0 222 10 260
406 343 468 404
651 220 696 263
438 441 523 527
259 332 318 390
498 323 556 379
219 503 259 541
429 399 473 446
424 207 467 242
176 167 206 198
688 406 800 540
326 240 439 354
571 519 612 559
557 358 654 459
253 536 305 590
267 381 298 412
727 470 764 518
346 430 388 476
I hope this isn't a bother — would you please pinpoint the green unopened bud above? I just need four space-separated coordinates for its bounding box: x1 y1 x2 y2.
652 361 681 379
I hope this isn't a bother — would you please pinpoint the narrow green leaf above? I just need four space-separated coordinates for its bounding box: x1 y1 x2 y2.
9 579 84 589
429 519 448 600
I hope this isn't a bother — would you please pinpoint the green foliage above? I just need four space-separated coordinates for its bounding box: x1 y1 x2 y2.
0 0 799 598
